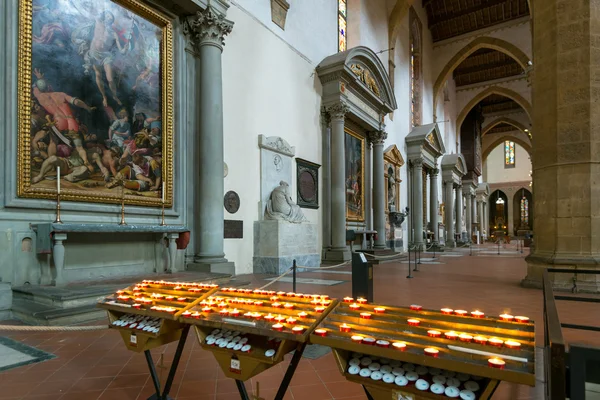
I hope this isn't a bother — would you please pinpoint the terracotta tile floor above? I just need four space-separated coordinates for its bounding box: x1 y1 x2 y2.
1 243 599 399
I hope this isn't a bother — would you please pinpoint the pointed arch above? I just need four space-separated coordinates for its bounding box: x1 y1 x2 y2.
433 37 531 119
482 116 528 136
457 86 532 132
482 135 532 163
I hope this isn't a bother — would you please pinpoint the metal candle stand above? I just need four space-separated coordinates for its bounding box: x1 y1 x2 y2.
160 202 166 226
54 193 63 224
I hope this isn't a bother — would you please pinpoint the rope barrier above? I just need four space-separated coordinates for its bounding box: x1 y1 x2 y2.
296 261 351 270
0 325 108 332
361 252 406 260
257 266 295 290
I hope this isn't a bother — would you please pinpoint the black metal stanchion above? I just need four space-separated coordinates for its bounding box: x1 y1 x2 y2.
407 245 413 279
274 342 307 400
469 242 472 256
235 380 250 400
292 259 297 293
497 239 500 255
413 245 419 272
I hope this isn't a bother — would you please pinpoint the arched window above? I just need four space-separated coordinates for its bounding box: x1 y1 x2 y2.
520 196 529 226
338 0 347 52
409 8 422 128
504 140 515 168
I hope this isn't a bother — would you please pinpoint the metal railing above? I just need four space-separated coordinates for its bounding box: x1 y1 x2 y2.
542 268 600 399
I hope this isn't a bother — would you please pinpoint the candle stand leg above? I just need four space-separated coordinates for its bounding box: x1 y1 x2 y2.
144 325 190 400
273 342 307 400
235 380 250 400
362 386 375 400
406 245 413 279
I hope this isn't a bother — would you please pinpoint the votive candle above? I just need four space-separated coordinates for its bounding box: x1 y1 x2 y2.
286 317 297 324
357 298 368 304
314 329 327 337
272 323 284 332
374 307 386 314
407 318 420 326
343 297 354 303
488 338 504 347
515 316 530 323
292 326 304 334
500 313 514 322
298 312 308 318
351 335 363 343
410 304 422 311
505 340 521 349
427 330 442 338
349 303 360 310
229 309 240 317
445 331 459 340
272 302 282 308
340 323 351 333
455 310 468 316
471 310 485 318
393 342 407 351
315 306 325 313
459 333 473 342
254 301 264 306
274 315 286 323
441 308 454 315
360 312 372 319
474 335 488 345
488 358 505 369
264 314 275 322
424 348 439 357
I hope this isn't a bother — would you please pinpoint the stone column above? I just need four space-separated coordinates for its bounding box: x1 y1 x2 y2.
412 158 424 250
184 7 234 273
455 185 463 243
463 188 472 243
483 201 489 239
444 181 455 247
472 196 477 231
369 131 388 249
325 103 351 261
321 111 332 251
478 200 484 236
429 168 439 246
525 0 600 291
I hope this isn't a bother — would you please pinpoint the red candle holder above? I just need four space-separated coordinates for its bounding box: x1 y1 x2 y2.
286 317 297 325
488 338 504 347
441 308 454 315
272 303 282 308
471 310 485 318
360 312 372 319
244 312 253 318
230 309 240 317
500 313 514 322
410 304 422 311
357 298 368 304
314 329 327 337
444 331 459 340
177 297 187 302
310 299 321 305
392 342 407 351
320 295 330 300
459 334 473 342
315 306 325 313
349 303 360 311
192 312 201 318
455 310 468 316
274 315 286 323
165 296 175 301
515 316 530 323
133 287 142 292
374 307 386 314
117 295 130 301
272 323 284 331
343 297 354 303
182 311 192 317
298 312 308 318
264 314 275 322
219 309 229 316
321 300 331 306
132 303 142 309
254 301 264 306
270 296 279 302
218 302 228 308
362 337 376 345
505 340 521 349
284 303 294 310
407 319 420 326
340 324 351 333
351 335 363 343
424 348 439 357
202 306 212 313
277 291 286 296
427 330 442 338
488 358 505 369
474 335 488 345
292 326 304 334
376 340 390 348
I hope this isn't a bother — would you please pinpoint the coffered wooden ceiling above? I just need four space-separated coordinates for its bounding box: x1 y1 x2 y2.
480 94 522 115
453 48 524 86
423 0 530 43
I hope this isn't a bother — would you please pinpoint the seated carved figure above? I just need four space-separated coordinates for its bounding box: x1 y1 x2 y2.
265 181 308 223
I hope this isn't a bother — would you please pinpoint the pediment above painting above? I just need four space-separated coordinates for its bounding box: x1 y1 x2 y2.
384 144 405 167
441 153 468 177
405 123 445 158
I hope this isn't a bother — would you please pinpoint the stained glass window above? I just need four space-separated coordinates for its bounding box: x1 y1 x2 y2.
520 197 529 226
338 0 347 52
504 141 515 168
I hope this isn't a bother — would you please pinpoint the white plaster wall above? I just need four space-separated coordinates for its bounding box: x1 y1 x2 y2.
231 0 336 64
223 5 323 274
483 143 531 184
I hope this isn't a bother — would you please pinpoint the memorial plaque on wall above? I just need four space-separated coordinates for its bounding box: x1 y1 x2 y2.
296 158 320 209
224 220 243 239
224 191 240 214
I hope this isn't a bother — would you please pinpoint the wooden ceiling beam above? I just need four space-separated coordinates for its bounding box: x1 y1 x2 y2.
454 59 521 76
429 0 508 30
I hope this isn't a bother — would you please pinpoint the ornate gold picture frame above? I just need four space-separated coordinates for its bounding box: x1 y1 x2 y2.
18 0 174 207
344 128 365 222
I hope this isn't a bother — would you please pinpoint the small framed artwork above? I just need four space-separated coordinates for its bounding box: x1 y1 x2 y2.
296 158 320 209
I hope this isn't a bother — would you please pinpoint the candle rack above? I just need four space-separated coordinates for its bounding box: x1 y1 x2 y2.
181 289 336 399
97 280 219 400
54 193 63 224
310 301 536 400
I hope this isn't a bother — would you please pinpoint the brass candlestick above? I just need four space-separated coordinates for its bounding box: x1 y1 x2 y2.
54 193 63 224
160 202 166 226
119 186 127 225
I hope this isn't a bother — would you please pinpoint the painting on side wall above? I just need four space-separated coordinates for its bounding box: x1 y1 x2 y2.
17 0 174 206
344 129 365 222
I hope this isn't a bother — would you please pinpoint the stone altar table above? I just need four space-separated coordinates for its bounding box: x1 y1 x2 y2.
32 223 189 286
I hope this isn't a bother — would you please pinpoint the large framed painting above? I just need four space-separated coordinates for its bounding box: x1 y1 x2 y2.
344 128 365 222
17 0 174 206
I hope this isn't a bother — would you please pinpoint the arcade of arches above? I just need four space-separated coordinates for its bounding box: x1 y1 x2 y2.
0 0 599 398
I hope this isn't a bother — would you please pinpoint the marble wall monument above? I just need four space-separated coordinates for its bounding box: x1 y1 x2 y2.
254 136 320 274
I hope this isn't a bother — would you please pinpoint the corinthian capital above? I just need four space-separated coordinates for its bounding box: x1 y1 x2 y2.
367 130 387 145
183 7 234 50
325 102 349 121
412 158 423 168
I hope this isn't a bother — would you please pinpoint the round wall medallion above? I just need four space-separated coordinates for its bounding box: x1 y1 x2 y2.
224 191 240 214
224 162 229 177
298 171 316 202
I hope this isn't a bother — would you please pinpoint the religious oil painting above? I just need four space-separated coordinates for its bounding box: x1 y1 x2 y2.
344 129 365 222
18 0 174 206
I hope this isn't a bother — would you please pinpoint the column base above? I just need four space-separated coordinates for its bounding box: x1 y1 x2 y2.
188 258 235 276
323 248 351 262
523 254 600 293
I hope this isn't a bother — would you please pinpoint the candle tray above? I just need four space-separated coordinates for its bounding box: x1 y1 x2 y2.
97 280 219 352
181 288 337 380
310 301 535 400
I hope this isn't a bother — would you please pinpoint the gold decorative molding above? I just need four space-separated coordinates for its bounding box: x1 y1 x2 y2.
350 64 381 97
